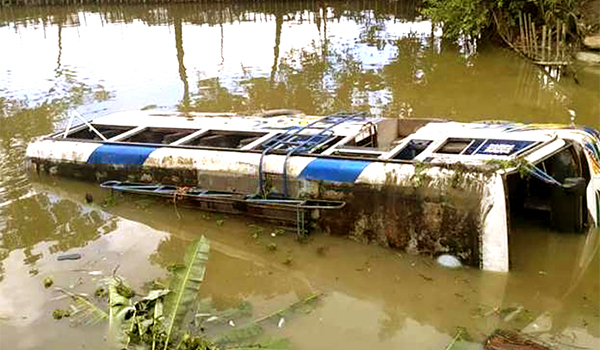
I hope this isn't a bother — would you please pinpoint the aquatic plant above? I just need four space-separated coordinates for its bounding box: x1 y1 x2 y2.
58 237 210 349
56 235 319 349
162 236 210 349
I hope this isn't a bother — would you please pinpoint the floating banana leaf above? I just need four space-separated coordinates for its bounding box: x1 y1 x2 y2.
163 236 210 349
212 294 322 348
152 298 164 350
143 289 170 301
252 293 323 325
229 338 292 350
200 301 253 326
107 277 136 348
212 324 264 346
57 287 108 325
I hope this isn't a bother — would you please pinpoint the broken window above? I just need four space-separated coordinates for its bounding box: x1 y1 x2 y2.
436 139 473 154
63 125 136 141
122 127 198 144
183 130 267 148
393 139 433 160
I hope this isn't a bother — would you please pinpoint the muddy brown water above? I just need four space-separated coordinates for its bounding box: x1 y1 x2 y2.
0 2 599 349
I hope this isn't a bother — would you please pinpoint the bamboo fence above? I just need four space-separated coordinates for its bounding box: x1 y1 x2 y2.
515 11 569 66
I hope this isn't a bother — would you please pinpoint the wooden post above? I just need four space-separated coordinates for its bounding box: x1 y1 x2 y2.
518 12 525 49
527 13 533 56
541 25 546 61
531 22 537 60
556 19 560 60
548 26 552 61
561 22 566 61
522 13 528 52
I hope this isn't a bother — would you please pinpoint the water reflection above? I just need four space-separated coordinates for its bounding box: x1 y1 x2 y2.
2 2 596 123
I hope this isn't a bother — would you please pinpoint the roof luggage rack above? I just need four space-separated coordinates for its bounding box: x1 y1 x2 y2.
257 112 370 197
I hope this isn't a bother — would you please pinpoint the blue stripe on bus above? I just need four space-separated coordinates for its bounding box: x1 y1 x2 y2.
298 158 371 183
87 145 157 165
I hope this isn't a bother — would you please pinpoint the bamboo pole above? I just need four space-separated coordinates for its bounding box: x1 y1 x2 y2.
561 22 566 61
555 19 560 60
548 26 552 61
527 13 533 56
531 22 537 60
523 12 528 51
518 12 525 49
541 25 546 61
523 12 530 53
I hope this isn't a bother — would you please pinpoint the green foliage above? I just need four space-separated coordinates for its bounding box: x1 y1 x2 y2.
197 301 253 326
411 161 431 187
230 338 292 350
107 277 137 348
485 158 532 178
59 288 108 325
55 236 316 350
422 0 581 41
163 236 210 349
422 0 491 40
52 309 71 320
213 324 264 346
536 0 580 28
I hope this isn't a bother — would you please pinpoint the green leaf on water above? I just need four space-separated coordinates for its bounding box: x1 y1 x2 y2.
212 324 263 346
163 236 210 349
107 277 136 348
58 287 108 326
229 337 292 350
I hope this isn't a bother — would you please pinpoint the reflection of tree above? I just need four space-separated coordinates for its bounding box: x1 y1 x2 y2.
149 235 187 268
270 11 284 83
174 17 190 110
0 14 115 279
0 195 118 279
185 40 384 115
378 307 406 341
183 76 246 112
358 15 388 51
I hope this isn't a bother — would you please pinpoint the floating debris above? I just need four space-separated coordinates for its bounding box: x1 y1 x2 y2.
267 243 277 251
503 306 524 322
485 329 553 350
57 253 82 261
283 256 293 266
436 254 462 268
52 309 71 320
43 277 54 288
522 312 553 334
94 287 108 300
316 246 329 256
